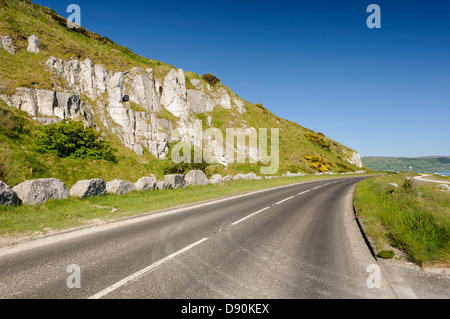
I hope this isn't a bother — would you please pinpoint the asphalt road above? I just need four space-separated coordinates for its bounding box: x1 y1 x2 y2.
0 176 399 299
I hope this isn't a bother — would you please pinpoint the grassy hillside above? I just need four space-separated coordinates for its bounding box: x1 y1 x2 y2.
363 156 450 172
0 0 364 187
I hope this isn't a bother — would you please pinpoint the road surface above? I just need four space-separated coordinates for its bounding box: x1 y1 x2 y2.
0 176 397 299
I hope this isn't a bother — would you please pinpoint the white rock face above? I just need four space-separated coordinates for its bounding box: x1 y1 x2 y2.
1 36 16 55
346 152 363 168
0 55 256 163
161 68 188 118
27 35 40 53
13 179 70 205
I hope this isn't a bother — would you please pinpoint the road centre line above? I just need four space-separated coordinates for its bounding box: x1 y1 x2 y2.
298 190 311 195
88 238 209 299
232 207 270 226
275 196 296 205
313 186 322 190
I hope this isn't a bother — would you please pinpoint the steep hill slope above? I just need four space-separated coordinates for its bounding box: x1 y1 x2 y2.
0 0 364 187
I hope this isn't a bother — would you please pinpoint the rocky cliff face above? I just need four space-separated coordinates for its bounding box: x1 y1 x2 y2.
0 51 248 161
0 28 364 173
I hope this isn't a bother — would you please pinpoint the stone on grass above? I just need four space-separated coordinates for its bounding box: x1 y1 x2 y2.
223 175 233 182
164 174 187 189
155 181 171 190
27 35 40 53
209 174 223 184
185 170 209 186
135 175 157 191
106 179 136 195
0 181 21 206
234 174 249 180
13 178 69 205
70 179 106 199
437 184 450 190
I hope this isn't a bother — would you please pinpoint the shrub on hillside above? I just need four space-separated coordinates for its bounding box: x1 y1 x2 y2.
33 120 117 162
304 133 330 150
162 142 211 175
202 73 220 85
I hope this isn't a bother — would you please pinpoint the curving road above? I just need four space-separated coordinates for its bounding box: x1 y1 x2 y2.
0 176 398 299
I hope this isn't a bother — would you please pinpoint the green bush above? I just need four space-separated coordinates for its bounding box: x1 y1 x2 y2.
33 120 117 162
161 142 210 175
377 250 395 259
202 73 220 85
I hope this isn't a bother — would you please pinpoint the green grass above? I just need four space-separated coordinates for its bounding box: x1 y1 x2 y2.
354 172 450 267
0 173 373 239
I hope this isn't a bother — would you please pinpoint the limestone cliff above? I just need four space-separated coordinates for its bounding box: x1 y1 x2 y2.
0 0 365 174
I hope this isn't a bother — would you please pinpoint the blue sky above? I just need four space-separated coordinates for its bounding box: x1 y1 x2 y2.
35 0 450 157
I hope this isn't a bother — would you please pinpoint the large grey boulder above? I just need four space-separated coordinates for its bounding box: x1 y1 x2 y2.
155 181 171 190
223 175 233 182
437 184 450 190
27 35 40 53
106 179 136 195
234 174 249 181
246 172 258 180
0 181 21 206
135 175 157 191
185 170 209 186
164 174 187 189
13 179 69 205
70 179 106 199
209 174 223 184
1 36 16 55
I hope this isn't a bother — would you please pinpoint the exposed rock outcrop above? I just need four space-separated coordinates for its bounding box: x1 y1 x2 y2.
27 35 40 53
1 36 16 55
0 54 249 162
13 178 70 205
346 152 363 168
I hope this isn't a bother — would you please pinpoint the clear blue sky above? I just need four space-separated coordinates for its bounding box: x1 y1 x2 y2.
35 0 450 157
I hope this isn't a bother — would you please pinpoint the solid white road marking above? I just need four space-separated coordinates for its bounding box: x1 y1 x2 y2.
275 196 295 205
88 238 209 299
232 207 270 226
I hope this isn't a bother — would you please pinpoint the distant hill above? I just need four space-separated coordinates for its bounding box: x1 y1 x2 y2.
362 156 450 172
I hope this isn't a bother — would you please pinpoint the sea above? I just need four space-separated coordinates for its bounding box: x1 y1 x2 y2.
419 171 450 176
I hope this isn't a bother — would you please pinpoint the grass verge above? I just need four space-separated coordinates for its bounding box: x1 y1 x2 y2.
353 172 450 267
0 173 374 240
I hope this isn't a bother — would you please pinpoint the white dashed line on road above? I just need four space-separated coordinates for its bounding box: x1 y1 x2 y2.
88 238 209 299
232 207 270 226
